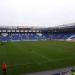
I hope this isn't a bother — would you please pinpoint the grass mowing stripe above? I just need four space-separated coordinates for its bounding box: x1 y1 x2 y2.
31 50 55 62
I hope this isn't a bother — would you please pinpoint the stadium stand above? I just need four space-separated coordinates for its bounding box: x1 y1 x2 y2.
0 24 75 42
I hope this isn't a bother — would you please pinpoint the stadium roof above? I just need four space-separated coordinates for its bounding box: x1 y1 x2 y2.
0 22 75 29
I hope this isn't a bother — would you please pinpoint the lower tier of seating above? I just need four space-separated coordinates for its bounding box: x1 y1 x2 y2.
0 33 75 41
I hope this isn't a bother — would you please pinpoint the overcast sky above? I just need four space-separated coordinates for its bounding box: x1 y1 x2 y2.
0 0 75 27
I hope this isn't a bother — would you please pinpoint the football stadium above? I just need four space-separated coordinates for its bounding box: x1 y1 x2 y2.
0 24 75 75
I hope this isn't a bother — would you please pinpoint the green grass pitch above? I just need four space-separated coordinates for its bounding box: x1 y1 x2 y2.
0 41 75 75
